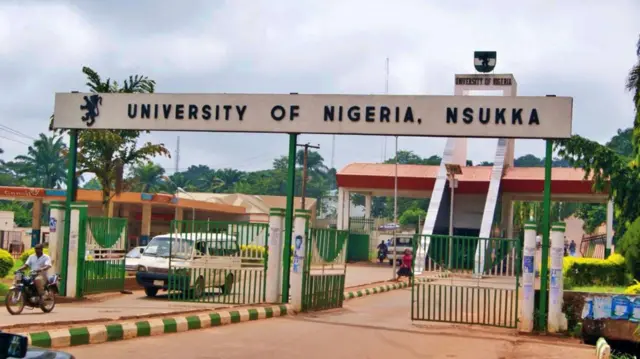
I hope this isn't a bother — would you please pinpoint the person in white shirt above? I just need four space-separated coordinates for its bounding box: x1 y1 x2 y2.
17 244 52 301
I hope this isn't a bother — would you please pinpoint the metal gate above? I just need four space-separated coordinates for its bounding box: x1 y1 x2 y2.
411 234 521 328
80 217 128 295
166 220 268 305
302 228 349 312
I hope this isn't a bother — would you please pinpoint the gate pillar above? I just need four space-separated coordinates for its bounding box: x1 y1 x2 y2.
266 208 285 303
48 201 66 276
290 209 309 311
66 202 88 298
520 221 537 332
548 222 567 333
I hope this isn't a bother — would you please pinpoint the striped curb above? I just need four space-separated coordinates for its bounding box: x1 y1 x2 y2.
343 277 434 300
596 337 611 359
20 304 292 349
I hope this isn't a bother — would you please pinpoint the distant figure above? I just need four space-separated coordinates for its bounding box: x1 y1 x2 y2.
396 249 413 281
569 240 577 256
376 240 388 264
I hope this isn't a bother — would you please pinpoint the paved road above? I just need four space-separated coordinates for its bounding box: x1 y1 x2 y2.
1 265 393 328
66 287 593 359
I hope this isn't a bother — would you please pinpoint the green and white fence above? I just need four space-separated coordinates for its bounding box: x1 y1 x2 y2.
412 234 521 328
166 220 269 305
79 216 128 295
301 227 349 312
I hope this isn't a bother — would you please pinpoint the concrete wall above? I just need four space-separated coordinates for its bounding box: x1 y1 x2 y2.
564 291 640 343
434 188 486 232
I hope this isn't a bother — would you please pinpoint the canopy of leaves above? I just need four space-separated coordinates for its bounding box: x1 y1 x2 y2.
53 67 171 213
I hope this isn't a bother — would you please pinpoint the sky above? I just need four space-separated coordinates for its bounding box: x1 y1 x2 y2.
0 0 638 174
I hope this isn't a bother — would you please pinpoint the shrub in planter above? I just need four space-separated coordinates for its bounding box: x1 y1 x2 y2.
0 249 14 278
624 280 640 295
563 253 630 288
19 247 49 264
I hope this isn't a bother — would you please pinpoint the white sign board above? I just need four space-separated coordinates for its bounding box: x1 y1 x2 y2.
53 93 573 139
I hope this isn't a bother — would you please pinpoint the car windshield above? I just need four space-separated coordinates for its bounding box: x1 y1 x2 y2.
143 236 194 260
125 248 142 258
391 237 412 246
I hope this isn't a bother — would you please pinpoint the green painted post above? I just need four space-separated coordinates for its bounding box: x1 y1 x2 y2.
60 129 78 296
538 139 553 331
281 133 298 303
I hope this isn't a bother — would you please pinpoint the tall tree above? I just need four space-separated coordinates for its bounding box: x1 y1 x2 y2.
554 35 640 239
628 35 640 161
130 162 166 193
6 133 67 188
55 67 170 215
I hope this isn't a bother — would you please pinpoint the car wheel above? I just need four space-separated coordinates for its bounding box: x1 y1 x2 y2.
220 273 234 295
191 276 205 299
144 287 159 297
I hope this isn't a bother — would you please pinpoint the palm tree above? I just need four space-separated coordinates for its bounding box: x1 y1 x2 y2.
131 162 166 193
9 133 67 188
627 35 640 162
67 67 170 215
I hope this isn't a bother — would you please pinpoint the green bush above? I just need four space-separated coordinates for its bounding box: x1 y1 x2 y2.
19 247 49 263
0 249 14 278
563 253 630 288
618 216 640 280
624 280 640 295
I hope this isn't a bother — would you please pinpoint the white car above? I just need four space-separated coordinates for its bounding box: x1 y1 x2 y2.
125 246 146 272
135 233 241 298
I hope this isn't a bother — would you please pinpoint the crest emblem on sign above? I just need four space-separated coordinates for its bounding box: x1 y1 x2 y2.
474 51 497 73
80 94 103 127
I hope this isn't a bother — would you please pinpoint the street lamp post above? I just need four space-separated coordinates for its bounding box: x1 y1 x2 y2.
445 164 462 269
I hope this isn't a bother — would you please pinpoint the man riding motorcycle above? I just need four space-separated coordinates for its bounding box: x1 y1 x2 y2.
15 244 51 304
376 240 388 263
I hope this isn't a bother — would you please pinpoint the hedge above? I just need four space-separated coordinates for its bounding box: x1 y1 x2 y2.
19 247 49 263
624 280 640 295
0 283 8 303
0 249 14 278
563 253 630 288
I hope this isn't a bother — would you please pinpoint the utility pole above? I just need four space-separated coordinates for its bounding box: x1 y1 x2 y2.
297 143 320 210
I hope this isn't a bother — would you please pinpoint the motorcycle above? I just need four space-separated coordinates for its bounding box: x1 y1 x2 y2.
5 270 59 315
377 249 387 264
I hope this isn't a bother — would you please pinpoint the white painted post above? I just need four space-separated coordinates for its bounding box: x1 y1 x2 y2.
606 199 614 257
290 209 309 311
364 194 372 219
521 221 537 332
66 203 87 298
548 222 568 333
48 201 65 275
266 208 285 303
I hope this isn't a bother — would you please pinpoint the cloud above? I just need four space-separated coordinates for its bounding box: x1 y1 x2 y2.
0 0 638 174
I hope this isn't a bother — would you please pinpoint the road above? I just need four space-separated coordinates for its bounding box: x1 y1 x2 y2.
65 287 594 359
1 264 393 329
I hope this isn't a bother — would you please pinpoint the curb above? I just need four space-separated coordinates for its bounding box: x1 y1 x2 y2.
20 304 292 349
343 277 434 300
596 337 610 359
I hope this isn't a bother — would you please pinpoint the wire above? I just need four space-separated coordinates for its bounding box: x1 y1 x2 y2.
0 125 36 141
0 134 29 146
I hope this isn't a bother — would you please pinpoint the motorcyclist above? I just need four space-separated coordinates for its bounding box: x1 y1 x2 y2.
376 240 388 263
16 244 51 304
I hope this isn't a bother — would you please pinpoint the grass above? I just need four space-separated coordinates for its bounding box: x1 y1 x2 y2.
0 282 8 304
569 285 628 294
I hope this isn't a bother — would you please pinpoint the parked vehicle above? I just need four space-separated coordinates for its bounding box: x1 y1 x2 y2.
135 233 242 298
386 236 413 266
4 271 59 315
125 246 146 272
0 331 75 358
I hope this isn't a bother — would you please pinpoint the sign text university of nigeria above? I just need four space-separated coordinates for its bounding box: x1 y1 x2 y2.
127 103 543 126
